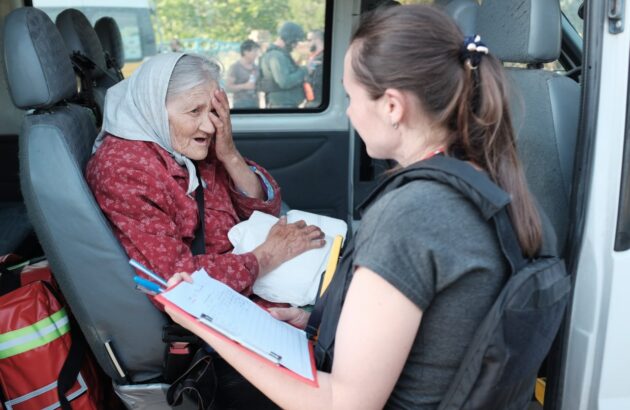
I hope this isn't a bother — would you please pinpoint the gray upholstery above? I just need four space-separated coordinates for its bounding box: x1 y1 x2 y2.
19 106 167 383
56 8 107 78
477 0 561 63
0 13 25 134
94 17 124 70
442 0 479 36
508 70 580 248
3 8 75 109
0 12 31 256
474 0 580 251
4 7 167 383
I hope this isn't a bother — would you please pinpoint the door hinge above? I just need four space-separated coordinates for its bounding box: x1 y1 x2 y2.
608 0 625 34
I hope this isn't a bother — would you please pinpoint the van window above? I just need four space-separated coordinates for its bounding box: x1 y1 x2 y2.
36 0 330 111
561 0 584 37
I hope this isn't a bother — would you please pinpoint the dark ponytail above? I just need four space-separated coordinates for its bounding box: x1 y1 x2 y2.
351 5 542 257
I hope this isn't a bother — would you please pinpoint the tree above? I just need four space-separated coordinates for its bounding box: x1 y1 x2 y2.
154 0 297 42
288 0 326 32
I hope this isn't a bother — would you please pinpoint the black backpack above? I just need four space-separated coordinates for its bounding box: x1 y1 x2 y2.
307 155 571 409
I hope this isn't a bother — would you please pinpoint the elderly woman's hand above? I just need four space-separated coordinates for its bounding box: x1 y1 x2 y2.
268 307 311 329
252 216 325 276
209 88 238 163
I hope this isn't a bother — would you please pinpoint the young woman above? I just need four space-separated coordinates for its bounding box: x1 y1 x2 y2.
166 5 550 409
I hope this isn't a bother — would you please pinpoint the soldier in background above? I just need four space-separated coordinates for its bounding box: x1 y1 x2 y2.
305 29 324 108
258 22 308 108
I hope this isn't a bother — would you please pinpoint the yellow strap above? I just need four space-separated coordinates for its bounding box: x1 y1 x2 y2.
320 235 343 297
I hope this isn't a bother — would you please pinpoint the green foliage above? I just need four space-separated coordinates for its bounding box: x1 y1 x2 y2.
288 0 326 32
154 0 326 43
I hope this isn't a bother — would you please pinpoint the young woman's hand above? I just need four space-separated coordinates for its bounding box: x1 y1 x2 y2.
252 216 325 275
166 271 194 288
268 307 311 329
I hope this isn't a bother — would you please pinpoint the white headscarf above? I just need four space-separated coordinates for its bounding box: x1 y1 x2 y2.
93 52 201 195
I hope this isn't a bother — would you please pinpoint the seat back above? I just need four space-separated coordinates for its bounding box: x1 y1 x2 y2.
56 8 119 121
94 17 125 79
477 0 580 252
3 7 167 384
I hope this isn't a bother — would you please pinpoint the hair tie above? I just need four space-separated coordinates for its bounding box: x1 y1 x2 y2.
460 35 489 70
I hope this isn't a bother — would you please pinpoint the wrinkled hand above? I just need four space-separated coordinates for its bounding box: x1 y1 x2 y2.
209 89 238 163
269 307 311 329
253 217 325 275
166 271 194 288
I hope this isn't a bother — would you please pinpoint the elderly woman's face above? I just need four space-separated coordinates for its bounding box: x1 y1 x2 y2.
167 80 218 160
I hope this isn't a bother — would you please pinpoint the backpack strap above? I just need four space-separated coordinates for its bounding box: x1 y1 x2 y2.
310 155 531 371
57 319 86 410
360 155 527 273
37 281 87 410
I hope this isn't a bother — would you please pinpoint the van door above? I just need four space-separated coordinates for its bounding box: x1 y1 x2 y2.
560 1 630 408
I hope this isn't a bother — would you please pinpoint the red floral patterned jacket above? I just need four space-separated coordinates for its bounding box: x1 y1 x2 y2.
86 135 281 296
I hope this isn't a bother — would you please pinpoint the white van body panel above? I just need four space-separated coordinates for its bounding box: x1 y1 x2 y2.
562 5 630 410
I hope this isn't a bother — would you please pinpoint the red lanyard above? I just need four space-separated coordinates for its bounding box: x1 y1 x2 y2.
421 147 446 161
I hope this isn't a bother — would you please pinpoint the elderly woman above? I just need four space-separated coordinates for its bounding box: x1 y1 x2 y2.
87 53 324 298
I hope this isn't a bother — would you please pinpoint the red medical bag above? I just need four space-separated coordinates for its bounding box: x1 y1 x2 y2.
0 261 102 409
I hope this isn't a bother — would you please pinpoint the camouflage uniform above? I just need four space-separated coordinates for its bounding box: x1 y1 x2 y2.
259 45 307 108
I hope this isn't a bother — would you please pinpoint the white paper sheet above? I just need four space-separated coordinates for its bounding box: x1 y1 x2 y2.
162 269 314 381
228 210 347 306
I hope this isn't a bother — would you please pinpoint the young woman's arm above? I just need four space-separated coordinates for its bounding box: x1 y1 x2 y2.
166 267 423 409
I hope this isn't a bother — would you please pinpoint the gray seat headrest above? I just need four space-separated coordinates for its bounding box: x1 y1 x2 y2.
440 0 479 36
477 0 561 63
94 17 125 70
56 9 107 78
3 7 76 110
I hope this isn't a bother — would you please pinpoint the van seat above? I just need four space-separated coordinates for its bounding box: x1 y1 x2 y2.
56 8 120 120
4 6 168 387
94 17 125 78
477 0 580 252
437 0 478 36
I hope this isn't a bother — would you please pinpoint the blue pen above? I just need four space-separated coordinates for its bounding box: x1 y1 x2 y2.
129 259 168 287
133 276 163 293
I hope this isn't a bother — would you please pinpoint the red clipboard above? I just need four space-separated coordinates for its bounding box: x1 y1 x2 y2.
156 293 319 387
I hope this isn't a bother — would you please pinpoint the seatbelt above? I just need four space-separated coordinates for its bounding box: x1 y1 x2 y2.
163 164 206 383
68 52 101 125
190 163 206 256
70 51 120 84
103 51 124 81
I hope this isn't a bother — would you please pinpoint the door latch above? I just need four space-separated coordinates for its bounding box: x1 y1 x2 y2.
608 0 625 34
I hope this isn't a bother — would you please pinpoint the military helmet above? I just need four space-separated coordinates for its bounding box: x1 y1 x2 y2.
278 22 305 44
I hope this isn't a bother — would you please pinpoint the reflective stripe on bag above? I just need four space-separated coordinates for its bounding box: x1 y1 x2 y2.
0 308 70 359
3 372 87 410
